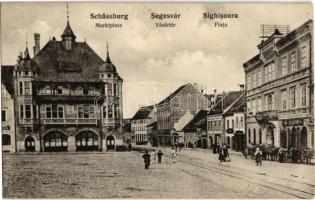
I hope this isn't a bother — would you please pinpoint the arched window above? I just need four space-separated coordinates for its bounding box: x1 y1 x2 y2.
292 127 297 148
281 129 287 148
2 134 11 145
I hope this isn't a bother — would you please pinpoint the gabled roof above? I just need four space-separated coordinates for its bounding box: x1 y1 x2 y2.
208 91 244 115
132 105 155 120
183 110 208 132
1 65 14 96
224 94 246 116
32 40 104 83
158 83 189 106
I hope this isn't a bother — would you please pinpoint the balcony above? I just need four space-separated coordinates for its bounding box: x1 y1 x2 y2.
42 118 99 125
255 110 278 125
279 107 311 119
34 94 100 104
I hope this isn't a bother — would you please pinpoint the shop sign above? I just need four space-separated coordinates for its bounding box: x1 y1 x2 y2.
282 119 303 126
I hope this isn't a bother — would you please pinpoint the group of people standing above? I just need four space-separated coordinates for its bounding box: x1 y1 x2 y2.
142 146 179 170
215 142 263 166
212 143 230 162
218 144 230 162
142 149 164 170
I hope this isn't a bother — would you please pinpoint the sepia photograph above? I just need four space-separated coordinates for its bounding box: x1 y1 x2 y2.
1 2 314 199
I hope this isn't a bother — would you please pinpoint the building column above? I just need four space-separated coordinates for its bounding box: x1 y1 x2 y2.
68 135 76 152
35 137 40 152
102 136 107 151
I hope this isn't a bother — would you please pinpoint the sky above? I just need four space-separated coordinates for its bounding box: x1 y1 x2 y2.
1 3 312 118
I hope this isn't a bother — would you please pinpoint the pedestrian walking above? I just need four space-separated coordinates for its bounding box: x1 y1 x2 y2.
151 149 157 164
254 146 262 166
171 147 176 163
142 150 151 170
222 144 230 162
218 146 225 162
278 147 285 163
128 143 132 152
243 147 248 159
213 143 217 154
157 150 164 164
216 143 220 154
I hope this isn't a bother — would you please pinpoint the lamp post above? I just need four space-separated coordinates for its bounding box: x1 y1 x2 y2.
95 87 106 152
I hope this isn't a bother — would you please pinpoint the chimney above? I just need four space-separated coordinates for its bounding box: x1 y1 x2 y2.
33 33 40 56
239 84 245 91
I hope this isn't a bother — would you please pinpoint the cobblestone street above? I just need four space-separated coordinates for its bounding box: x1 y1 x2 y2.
3 150 315 199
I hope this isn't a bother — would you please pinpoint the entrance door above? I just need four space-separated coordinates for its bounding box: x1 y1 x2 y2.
25 136 35 152
106 135 115 150
234 134 245 151
202 138 208 149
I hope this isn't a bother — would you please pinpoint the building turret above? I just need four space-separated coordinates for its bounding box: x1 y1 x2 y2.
61 5 76 50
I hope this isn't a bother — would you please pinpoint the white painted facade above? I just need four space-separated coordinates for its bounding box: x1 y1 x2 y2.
1 84 16 152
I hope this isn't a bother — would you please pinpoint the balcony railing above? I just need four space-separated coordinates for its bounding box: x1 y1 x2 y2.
34 94 98 104
42 118 98 125
255 110 278 124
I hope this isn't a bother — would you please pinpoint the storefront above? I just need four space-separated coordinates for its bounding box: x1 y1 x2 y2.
281 118 309 149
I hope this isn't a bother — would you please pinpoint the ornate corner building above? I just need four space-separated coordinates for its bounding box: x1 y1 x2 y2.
12 17 123 152
243 20 313 149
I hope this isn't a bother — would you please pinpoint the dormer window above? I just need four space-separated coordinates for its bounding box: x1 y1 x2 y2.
45 86 51 94
88 87 95 95
83 88 88 95
57 86 63 95
76 87 83 95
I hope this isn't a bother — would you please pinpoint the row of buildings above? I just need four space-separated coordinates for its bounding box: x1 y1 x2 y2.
127 19 314 151
2 15 124 152
244 20 314 150
1 16 313 153
128 83 247 151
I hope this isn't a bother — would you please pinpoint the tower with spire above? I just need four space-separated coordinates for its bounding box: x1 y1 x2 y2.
10 3 124 153
99 43 124 134
61 3 76 50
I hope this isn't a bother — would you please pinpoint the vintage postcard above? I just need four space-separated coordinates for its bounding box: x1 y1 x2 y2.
1 2 314 199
